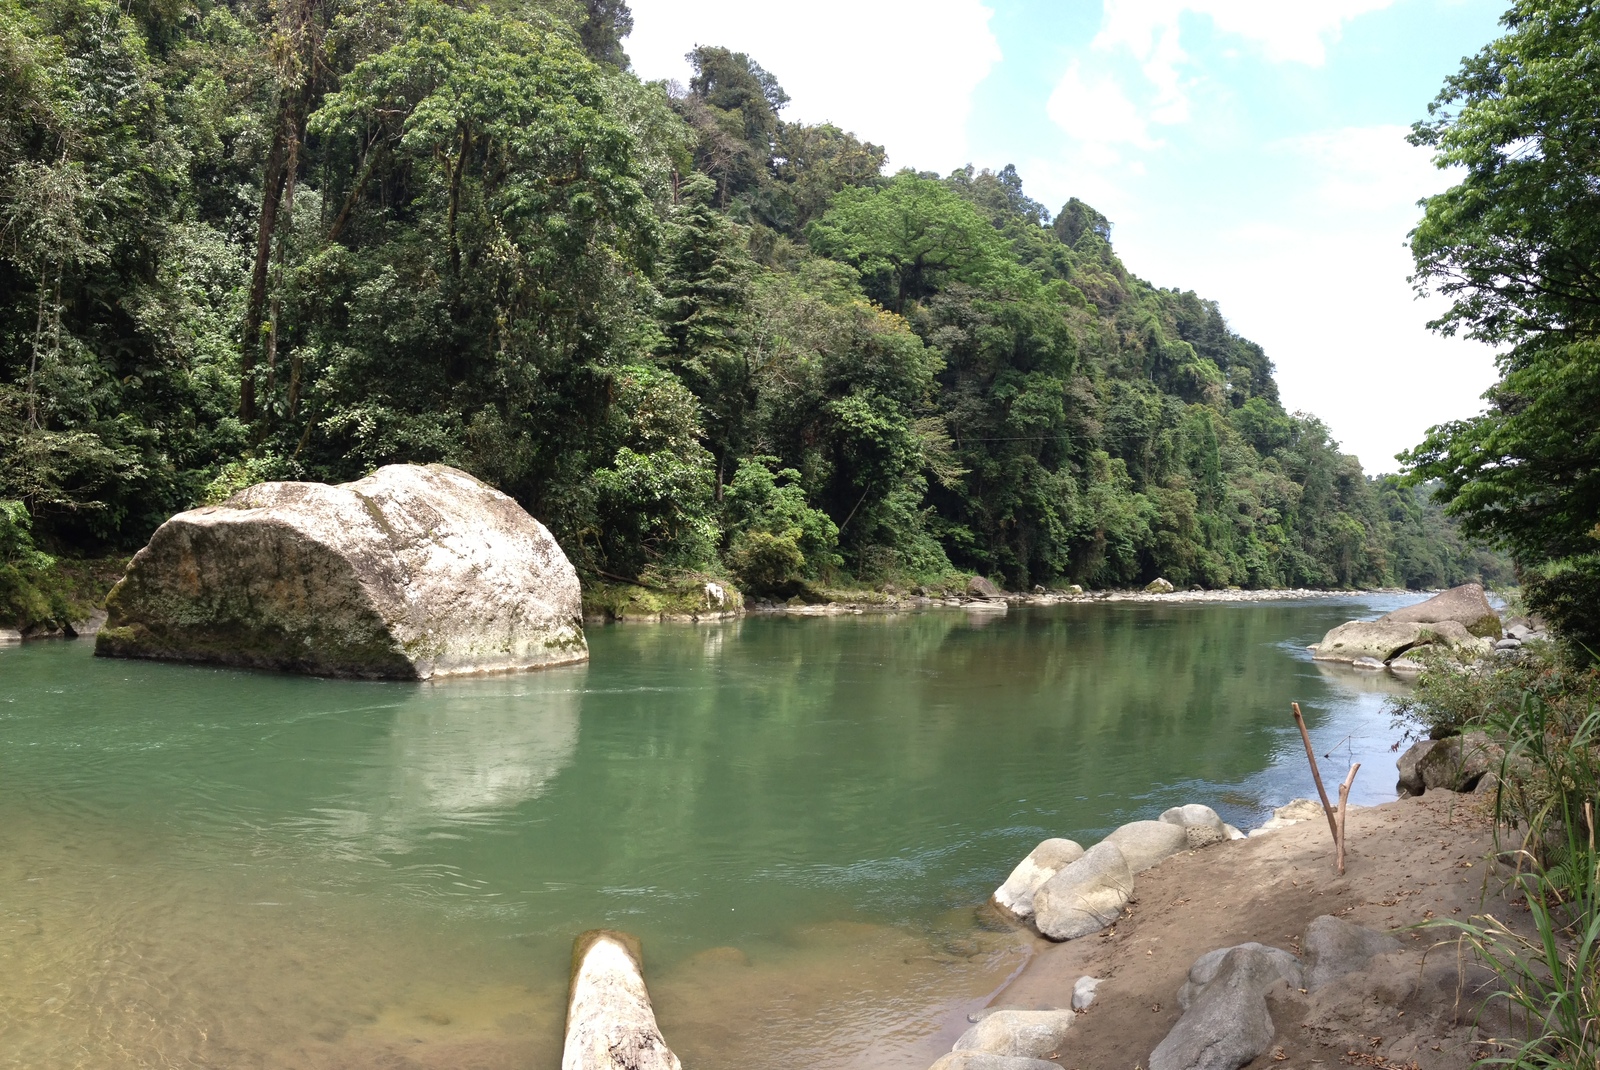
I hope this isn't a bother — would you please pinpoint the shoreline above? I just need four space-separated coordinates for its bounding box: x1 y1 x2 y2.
929 789 1516 1069
737 586 1414 618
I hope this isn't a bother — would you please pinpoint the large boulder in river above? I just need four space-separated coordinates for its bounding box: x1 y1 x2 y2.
1308 618 1490 664
96 463 587 679
1380 583 1501 639
563 930 682 1070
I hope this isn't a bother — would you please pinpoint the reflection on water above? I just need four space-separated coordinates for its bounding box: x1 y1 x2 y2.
0 594 1425 1069
310 674 583 854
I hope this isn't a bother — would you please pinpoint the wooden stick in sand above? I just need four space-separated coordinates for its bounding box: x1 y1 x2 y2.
1335 763 1360 876
1293 702 1362 874
1292 702 1340 843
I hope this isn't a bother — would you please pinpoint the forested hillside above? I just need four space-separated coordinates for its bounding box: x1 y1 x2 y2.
0 0 1505 616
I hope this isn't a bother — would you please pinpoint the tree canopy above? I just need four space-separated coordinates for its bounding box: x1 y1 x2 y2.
1402 0 1600 648
0 0 1505 623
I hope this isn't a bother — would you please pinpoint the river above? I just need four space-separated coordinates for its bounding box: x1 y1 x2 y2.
0 594 1422 1068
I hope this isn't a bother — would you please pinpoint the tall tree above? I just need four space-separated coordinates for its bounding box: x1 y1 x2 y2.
657 172 754 495
1402 0 1600 648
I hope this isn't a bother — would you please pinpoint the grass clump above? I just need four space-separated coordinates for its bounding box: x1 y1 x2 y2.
1396 647 1600 1068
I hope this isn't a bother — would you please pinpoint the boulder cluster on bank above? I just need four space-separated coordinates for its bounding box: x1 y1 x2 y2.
921 794 1408 1070
1307 582 1546 673
989 805 1245 943
929 715 1532 1070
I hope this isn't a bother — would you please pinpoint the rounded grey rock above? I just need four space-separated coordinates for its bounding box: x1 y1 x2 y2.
1105 819 1189 872
953 1009 1074 1059
1032 840 1135 941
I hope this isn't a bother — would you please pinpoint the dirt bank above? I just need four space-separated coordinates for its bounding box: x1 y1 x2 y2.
952 791 1521 1070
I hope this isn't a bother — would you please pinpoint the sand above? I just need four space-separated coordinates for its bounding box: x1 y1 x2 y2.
960 790 1528 1070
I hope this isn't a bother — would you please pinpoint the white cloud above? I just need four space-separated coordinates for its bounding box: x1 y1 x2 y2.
1045 62 1158 162
624 0 1002 173
1097 0 1399 68
1103 125 1490 473
1277 124 1445 211
1047 0 1402 167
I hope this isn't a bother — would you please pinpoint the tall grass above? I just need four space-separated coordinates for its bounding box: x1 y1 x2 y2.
1414 677 1600 1068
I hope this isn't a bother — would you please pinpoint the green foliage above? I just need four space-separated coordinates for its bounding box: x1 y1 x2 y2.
588 366 719 576
1401 648 1600 1070
0 0 1503 600
807 174 1015 312
1404 2 1600 650
724 457 840 577
1522 556 1600 662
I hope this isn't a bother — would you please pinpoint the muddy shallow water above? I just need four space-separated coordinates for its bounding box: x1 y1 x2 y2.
0 596 1421 1068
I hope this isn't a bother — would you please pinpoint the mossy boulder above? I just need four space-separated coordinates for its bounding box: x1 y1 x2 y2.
96 463 586 678
1380 583 1502 639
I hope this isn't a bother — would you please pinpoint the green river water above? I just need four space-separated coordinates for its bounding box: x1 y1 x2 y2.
0 595 1424 1069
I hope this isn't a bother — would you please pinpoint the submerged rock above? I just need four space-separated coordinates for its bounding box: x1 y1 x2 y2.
1032 840 1135 941
563 930 682 1070
96 464 586 679
991 838 1084 918
1380 583 1501 639
953 1009 1075 1059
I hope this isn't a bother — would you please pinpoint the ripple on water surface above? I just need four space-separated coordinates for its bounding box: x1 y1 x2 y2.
0 594 1423 1068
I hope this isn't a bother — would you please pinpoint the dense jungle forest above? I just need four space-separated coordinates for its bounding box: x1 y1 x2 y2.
0 0 1508 621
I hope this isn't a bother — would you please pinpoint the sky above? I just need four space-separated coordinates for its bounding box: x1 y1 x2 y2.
624 0 1510 476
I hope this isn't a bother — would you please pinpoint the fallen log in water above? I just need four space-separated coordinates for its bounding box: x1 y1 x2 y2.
563 930 683 1070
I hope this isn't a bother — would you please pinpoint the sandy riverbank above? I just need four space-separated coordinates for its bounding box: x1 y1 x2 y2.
942 790 1520 1070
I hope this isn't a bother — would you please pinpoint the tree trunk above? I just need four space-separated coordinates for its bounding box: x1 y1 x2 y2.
241 116 291 424
447 124 470 277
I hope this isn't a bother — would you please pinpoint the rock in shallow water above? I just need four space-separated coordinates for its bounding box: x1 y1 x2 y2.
1032 840 1135 941
991 838 1084 918
95 463 587 679
953 1009 1075 1059
1309 618 1488 664
563 930 682 1070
